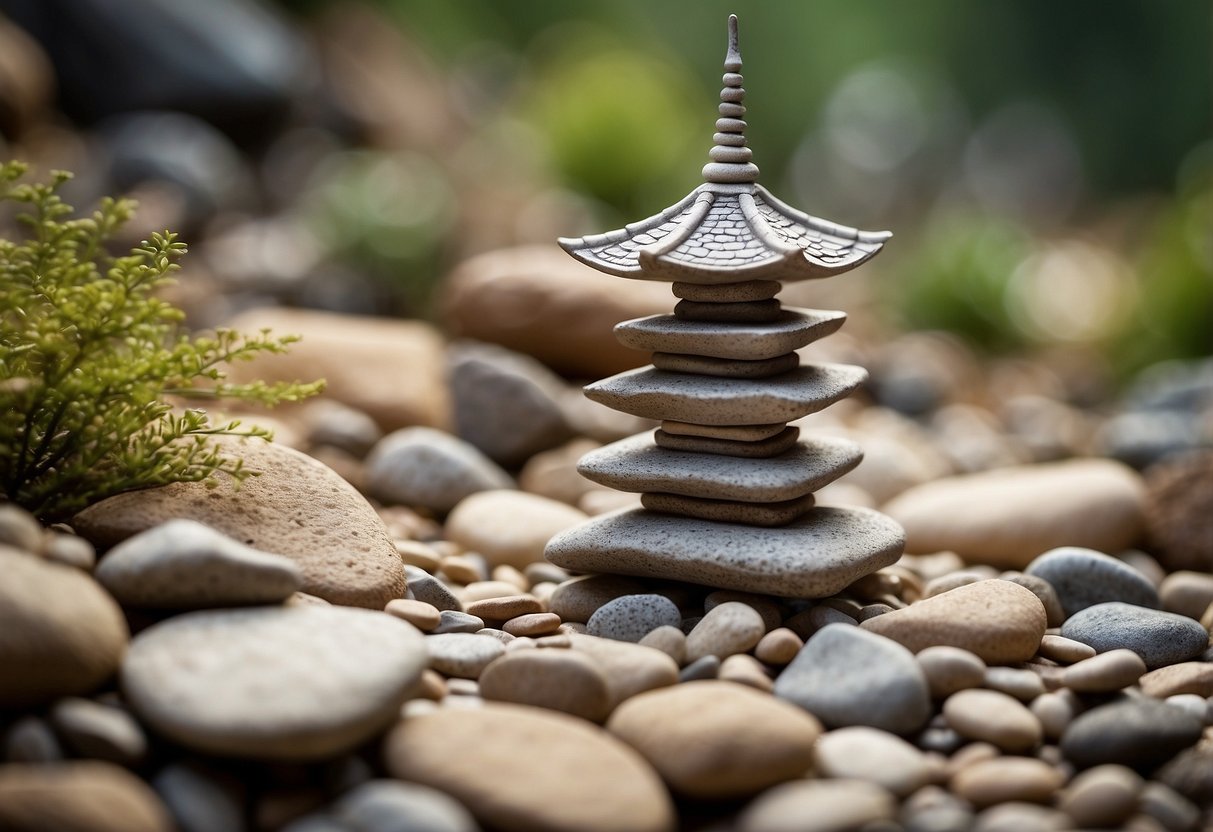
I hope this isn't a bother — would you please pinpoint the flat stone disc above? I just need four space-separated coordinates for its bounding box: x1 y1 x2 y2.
661 421 787 441
615 308 846 361
577 432 862 502
674 299 782 323
672 280 780 302
652 351 798 379
544 506 905 598
585 363 867 425
641 492 815 527
654 426 800 458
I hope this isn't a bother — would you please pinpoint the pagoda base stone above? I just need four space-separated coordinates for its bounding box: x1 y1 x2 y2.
544 506 905 598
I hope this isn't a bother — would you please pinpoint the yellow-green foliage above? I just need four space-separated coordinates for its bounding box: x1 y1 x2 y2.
0 161 323 521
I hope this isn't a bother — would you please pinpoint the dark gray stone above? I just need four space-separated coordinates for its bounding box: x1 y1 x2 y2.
1060 697 1202 772
1025 546 1159 618
405 566 462 613
1060 602 1208 669
586 594 682 643
774 624 931 735
430 610 484 635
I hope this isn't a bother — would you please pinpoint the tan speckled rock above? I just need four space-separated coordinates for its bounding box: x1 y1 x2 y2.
653 426 799 458
73 438 405 609
546 507 904 598
672 280 780 302
386 703 675 832
607 681 821 798
446 490 587 570
0 761 172 832
614 308 845 361
883 459 1147 568
578 433 862 503
585 364 866 425
861 580 1046 664
641 492 814 526
651 351 798 379
0 548 128 708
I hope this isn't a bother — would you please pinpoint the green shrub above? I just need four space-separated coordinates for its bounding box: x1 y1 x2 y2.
0 161 323 522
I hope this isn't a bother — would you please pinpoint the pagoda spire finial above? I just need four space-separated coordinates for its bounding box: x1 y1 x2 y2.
703 14 760 185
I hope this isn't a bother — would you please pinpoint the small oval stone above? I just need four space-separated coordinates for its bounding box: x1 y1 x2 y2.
1159 570 1213 620
1038 634 1097 663
638 625 687 665
587 594 682 643
983 666 1046 702
754 628 803 665
1060 648 1148 692
50 698 147 767
951 757 1064 807
464 594 543 621
569 634 679 710
685 602 765 662
425 633 505 679
916 646 987 698
1031 691 1079 740
1061 602 1209 669
385 599 441 631
502 612 561 637
814 726 929 797
479 649 612 722
0 761 172 832
719 654 773 692
1060 697 1203 771
446 490 588 570
1139 662 1213 698
1026 546 1160 617
943 689 1042 752
550 575 647 623
431 610 485 634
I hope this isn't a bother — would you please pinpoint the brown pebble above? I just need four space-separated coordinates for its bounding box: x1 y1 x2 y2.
465 594 544 621
755 628 803 665
479 649 612 722
951 757 1065 807
1060 649 1146 693
394 540 442 572
943 689 1042 752
1031 691 1079 741
983 666 1046 702
461 580 527 603
719 654 773 692
384 599 441 631
1159 571 1213 620
638 626 687 666
916 646 986 699
1059 764 1143 828
440 555 483 585
491 564 529 591
503 612 562 637
943 742 1000 780
476 628 516 645
1038 634 1097 664
536 634 573 649
1139 662 1213 698
416 669 446 701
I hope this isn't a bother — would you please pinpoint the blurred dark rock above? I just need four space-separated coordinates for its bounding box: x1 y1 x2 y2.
1098 411 1206 470
1144 450 1213 572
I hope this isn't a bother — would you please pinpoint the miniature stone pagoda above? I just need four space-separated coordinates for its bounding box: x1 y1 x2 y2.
545 15 905 597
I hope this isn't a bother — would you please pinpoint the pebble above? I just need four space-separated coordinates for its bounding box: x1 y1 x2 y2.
43 533 97 571
1032 691 1079 741
461 580 524 603
883 459 1147 568
1038 634 1096 663
122 606 427 760
446 490 588 569
1060 697 1203 771
465 594 543 621
364 427 513 514
152 761 245 832
94 519 302 609
503 612 561 637
1059 764 1144 828
1138 782 1201 832
983 666 1046 701
1159 570 1213 620
861 580 1047 665
331 779 479 832
0 548 128 707
1163 693 1208 722
384 598 441 631
587 594 682 643
1155 738 1213 806
1060 649 1148 692
774 624 932 735
754 628 803 665
685 601 765 662
1139 662 1213 698
916 646 987 698
568 634 680 709
1060 602 1210 669
608 681 820 798
395 540 442 572
73 437 407 609
0 761 173 832
943 689 1042 752
900 785 975 832
638 625 687 665
1025 546 1160 617
404 566 463 612
719 654 774 692
737 779 896 832
950 757 1064 807
4 717 64 763
425 633 505 679
1000 573 1066 628
814 726 929 797
0 504 42 551
386 703 675 832
431 610 485 635
440 555 484 585
549 574 647 623
971 802 1068 832
704 590 783 631
50 698 147 767
479 649 612 722
679 655 721 682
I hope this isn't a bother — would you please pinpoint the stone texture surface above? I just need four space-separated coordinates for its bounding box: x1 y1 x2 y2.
0 761 172 832
446 490 588 570
641 492 814 526
331 780 479 832
74 437 405 609
1060 602 1209 669
425 633 505 679
614 308 846 361
385 704 675 832
651 351 799 379
813 727 929 797
1060 649 1148 693
548 574 648 623
1159 570 1213 620
685 602 765 662
478 649 612 722
587 594 682 643
774 624 931 735
860 580 1047 664
366 427 514 514
607 681 821 798
568 634 680 710
121 606 426 759
883 459 1147 568
0 548 128 708
95 520 302 609
585 364 866 425
671 279 780 302
674 298 782 323
942 689 1042 752
1061 698 1203 772
653 426 800 458
951 757 1064 808
577 433 862 502
1139 662 1213 698
225 306 450 430
546 507 904 598
1025 546 1159 617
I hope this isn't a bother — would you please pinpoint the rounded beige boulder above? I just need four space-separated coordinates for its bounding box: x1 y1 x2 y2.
0 548 128 708
446 490 588 569
386 703 675 832
607 681 822 799
73 437 405 609
0 761 172 832
883 459 1146 568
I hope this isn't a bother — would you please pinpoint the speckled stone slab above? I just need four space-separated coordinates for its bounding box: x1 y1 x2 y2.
661 421 787 441
654 426 800 458
674 299 782 323
614 308 846 361
641 492 815 526
577 432 862 502
585 364 867 425
544 506 904 597
651 351 798 379
673 280 780 302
